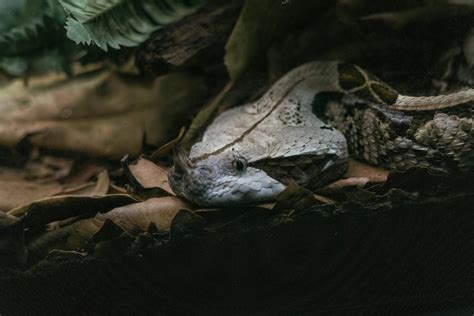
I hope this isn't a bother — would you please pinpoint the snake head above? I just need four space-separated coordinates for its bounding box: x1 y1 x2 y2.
168 150 285 206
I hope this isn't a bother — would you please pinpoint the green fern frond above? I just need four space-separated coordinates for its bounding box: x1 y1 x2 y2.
0 0 81 76
60 0 207 51
0 0 66 56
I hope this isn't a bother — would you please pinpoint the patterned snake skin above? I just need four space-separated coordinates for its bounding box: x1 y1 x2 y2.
169 61 474 206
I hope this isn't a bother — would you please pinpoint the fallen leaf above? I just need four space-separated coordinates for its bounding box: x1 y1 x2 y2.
313 194 337 204
61 163 106 189
91 170 111 196
89 220 134 260
0 167 63 211
53 182 96 196
170 209 207 240
127 157 174 195
99 196 193 234
274 181 318 211
320 177 370 194
24 156 74 182
0 157 109 211
8 194 138 229
26 196 191 260
344 160 389 183
0 71 168 158
27 218 103 261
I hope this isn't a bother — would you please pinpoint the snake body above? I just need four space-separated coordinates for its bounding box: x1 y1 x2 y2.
169 61 474 206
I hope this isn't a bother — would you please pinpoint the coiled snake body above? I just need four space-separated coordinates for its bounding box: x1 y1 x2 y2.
169 61 474 206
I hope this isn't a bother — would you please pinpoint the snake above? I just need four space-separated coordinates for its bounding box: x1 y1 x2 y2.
168 61 474 206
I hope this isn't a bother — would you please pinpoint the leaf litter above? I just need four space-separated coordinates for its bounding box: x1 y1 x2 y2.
0 0 472 267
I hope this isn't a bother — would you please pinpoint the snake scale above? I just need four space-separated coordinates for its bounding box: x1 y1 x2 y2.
169 61 474 206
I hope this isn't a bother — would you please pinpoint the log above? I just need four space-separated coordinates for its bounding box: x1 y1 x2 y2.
135 1 243 77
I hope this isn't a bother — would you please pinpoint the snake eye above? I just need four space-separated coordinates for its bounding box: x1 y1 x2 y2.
232 156 247 172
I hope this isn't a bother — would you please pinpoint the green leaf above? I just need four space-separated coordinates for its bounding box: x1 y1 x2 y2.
0 0 66 56
0 0 25 33
0 0 79 76
60 0 207 51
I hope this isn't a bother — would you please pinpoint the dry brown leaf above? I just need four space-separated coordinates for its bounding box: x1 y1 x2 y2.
91 170 110 196
53 182 96 196
320 177 371 194
100 196 193 234
61 163 106 189
28 218 103 260
313 194 337 204
0 167 63 212
0 72 160 158
344 160 389 183
8 194 137 229
128 157 174 195
24 156 74 182
53 170 110 197
0 70 211 158
274 181 318 211
0 156 109 211
27 196 191 258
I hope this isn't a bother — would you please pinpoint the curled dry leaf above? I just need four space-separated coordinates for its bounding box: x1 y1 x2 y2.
8 194 137 229
90 170 111 196
127 157 174 195
100 196 193 234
